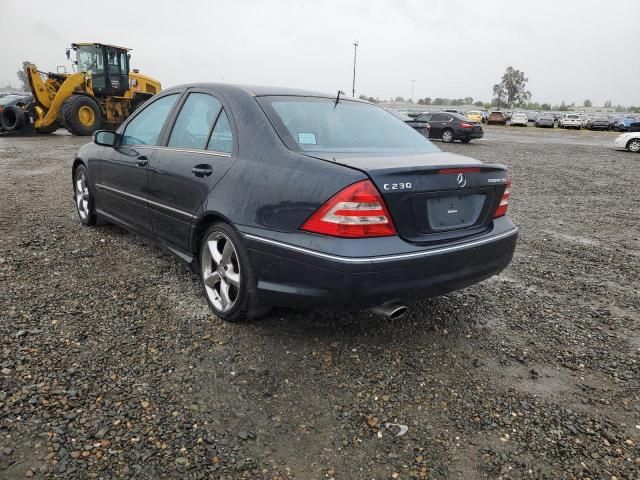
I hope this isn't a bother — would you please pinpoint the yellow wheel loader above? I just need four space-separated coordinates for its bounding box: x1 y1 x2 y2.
22 43 161 136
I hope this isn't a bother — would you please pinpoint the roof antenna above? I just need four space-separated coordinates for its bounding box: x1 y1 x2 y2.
334 90 345 107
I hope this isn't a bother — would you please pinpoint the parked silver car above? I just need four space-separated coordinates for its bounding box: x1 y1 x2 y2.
535 114 555 128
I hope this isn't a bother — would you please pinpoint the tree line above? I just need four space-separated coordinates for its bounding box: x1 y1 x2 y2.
357 66 639 112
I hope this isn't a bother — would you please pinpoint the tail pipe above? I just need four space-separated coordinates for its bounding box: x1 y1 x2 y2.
369 302 409 320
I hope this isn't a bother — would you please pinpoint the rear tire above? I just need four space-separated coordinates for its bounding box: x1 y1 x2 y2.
441 128 454 143
0 105 26 131
62 95 103 136
627 139 640 153
199 222 271 322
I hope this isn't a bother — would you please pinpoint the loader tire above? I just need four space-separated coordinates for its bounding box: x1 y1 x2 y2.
62 95 103 136
0 105 27 131
35 121 61 134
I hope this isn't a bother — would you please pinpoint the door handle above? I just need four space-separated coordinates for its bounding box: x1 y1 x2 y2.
192 164 213 178
136 155 148 167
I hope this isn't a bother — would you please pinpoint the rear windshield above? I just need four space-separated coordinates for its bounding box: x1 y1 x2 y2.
567 115 579 119
258 96 440 154
0 95 22 106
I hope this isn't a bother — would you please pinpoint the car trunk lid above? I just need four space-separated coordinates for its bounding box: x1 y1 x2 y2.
303 151 509 244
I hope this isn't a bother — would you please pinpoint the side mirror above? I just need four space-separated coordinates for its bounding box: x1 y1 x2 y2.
66 49 71 60
93 130 117 147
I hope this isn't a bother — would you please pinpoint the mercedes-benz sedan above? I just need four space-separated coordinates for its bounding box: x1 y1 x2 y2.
72 84 517 322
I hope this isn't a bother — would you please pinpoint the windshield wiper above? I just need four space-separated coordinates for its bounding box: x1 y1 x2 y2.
334 90 345 108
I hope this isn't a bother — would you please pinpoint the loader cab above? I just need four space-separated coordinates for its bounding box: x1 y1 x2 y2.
72 43 130 97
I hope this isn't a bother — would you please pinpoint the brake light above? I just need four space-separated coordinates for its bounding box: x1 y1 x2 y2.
494 177 511 218
301 180 397 238
459 122 473 128
438 167 481 174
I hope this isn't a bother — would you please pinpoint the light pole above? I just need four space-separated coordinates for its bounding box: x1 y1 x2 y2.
411 79 415 103
352 41 359 98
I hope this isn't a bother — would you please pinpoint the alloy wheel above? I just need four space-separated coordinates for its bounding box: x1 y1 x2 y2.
201 231 241 312
75 171 90 220
629 139 640 153
442 130 453 142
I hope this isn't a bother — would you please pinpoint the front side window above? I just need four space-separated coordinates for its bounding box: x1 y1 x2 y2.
260 97 439 153
169 93 222 149
76 46 103 74
121 94 179 145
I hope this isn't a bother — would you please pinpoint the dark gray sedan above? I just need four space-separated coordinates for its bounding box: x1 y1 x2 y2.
587 116 610 131
72 84 517 321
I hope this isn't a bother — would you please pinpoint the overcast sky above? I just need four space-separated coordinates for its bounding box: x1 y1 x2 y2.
1 0 638 106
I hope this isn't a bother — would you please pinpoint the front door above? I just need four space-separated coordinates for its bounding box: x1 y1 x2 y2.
98 93 180 233
147 91 236 251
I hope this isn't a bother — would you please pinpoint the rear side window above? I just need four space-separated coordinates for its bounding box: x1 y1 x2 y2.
169 93 222 149
207 110 233 153
121 94 179 145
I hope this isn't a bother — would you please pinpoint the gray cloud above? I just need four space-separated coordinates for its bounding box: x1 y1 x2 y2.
1 0 638 105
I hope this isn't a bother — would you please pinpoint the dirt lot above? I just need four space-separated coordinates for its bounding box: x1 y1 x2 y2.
1 126 639 479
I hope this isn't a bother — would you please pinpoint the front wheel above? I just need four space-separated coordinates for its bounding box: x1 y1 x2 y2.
627 139 640 153
199 223 270 322
74 165 96 226
62 95 103 136
441 129 454 143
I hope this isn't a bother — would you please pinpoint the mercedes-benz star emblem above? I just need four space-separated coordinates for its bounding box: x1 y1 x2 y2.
456 173 467 188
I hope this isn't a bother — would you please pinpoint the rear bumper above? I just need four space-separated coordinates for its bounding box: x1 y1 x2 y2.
241 218 517 309
455 129 484 140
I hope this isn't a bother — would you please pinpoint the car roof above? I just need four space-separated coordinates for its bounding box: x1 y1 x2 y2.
162 82 345 100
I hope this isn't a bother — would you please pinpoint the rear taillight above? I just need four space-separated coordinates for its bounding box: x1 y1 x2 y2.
301 180 397 238
494 177 511 218
459 122 473 128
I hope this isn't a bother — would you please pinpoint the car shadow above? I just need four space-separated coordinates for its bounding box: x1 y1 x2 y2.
245 291 486 346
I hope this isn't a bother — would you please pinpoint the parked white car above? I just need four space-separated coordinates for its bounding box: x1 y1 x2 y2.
562 114 582 130
614 132 640 153
510 113 528 126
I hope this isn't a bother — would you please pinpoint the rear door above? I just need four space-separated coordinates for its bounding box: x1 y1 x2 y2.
428 113 449 138
98 93 180 232
147 90 237 251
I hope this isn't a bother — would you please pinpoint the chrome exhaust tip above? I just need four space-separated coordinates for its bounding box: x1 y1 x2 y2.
369 302 409 320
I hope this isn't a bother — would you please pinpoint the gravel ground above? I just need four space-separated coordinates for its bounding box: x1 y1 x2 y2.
0 127 639 479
